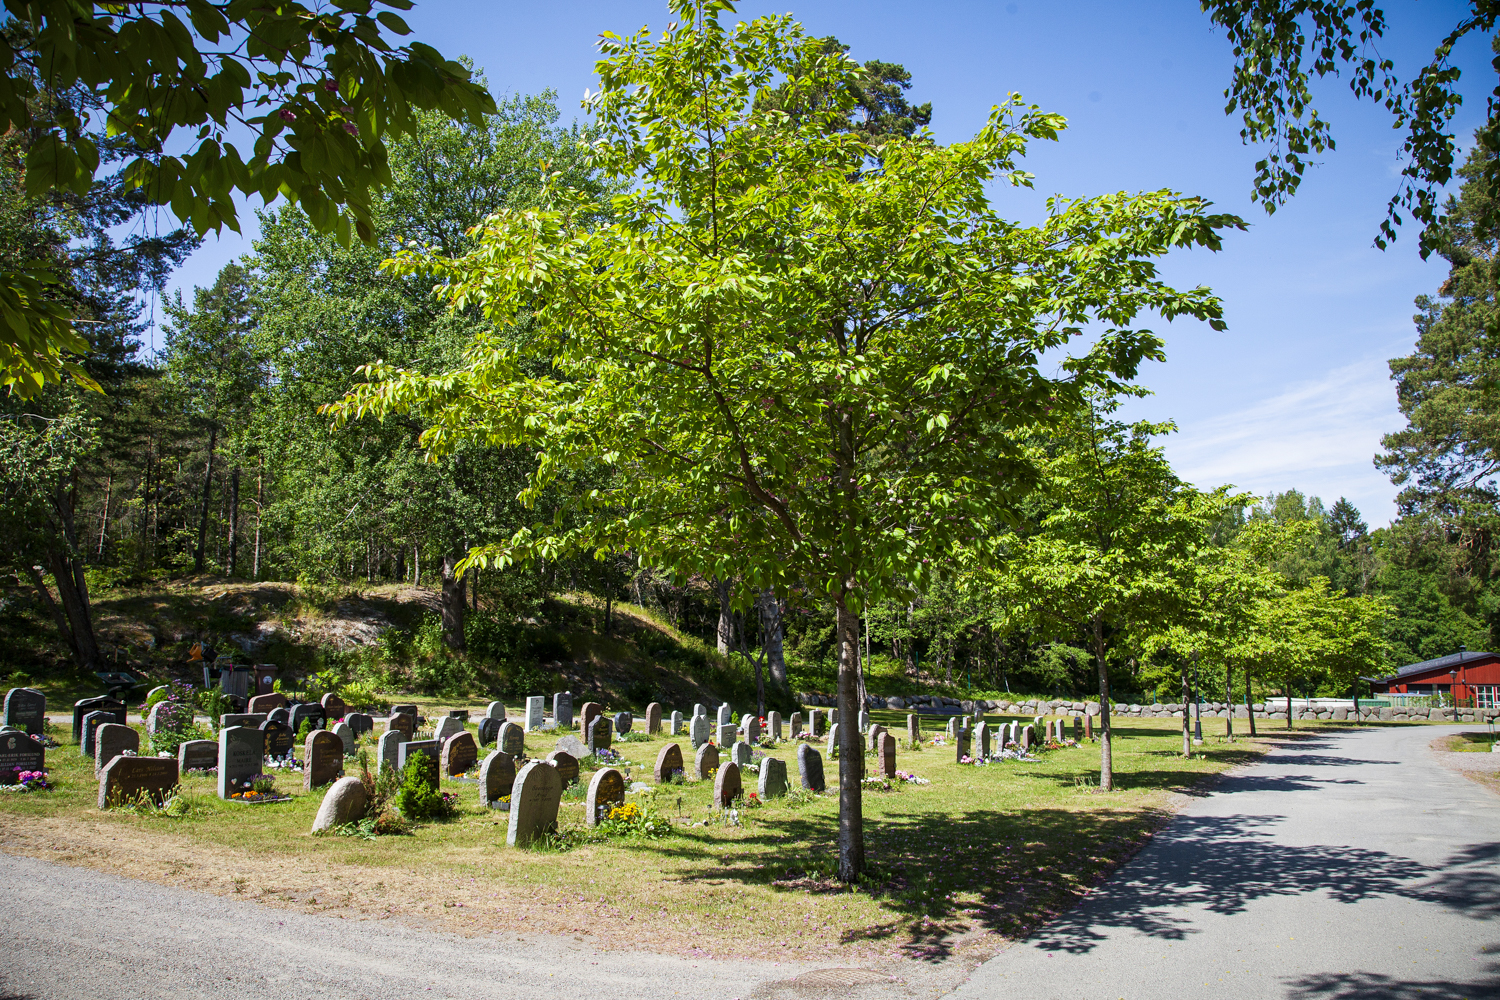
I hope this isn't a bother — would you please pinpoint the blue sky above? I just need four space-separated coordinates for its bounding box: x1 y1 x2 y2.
165 1 1493 527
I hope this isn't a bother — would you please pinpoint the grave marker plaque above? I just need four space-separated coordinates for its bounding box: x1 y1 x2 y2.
259 719 296 760
447 709 470 722
94 722 140 774
480 750 516 805
499 721 525 757
178 739 217 773
98 755 177 809
217 726 264 798
303 730 344 790
713 761 742 809
797 743 825 792
693 742 719 780
545 749 580 787
0 731 44 783
507 760 562 847
585 766 625 826
4 688 45 735
654 743 684 783
645 702 662 735
441 731 479 777
758 757 789 799
553 692 573 729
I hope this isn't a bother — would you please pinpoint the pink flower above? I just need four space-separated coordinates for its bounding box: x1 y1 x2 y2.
279 109 296 122
343 123 359 136
324 80 339 91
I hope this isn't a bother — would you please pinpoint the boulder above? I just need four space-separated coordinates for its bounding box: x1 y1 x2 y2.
311 776 367 833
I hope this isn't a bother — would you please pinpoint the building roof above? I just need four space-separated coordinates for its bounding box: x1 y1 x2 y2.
1374 650 1499 685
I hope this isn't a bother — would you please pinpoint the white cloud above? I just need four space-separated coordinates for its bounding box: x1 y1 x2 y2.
1160 355 1405 524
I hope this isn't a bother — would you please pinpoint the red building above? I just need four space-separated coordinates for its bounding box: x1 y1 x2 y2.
1370 649 1500 708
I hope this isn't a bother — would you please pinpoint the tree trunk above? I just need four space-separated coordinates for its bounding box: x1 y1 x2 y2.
1092 616 1113 791
96 472 111 558
757 588 788 693
715 578 733 654
194 426 217 574
46 548 101 670
1180 655 1192 757
1286 687 1293 730
1223 662 1234 739
226 464 241 577
604 592 612 636
25 563 78 663
834 592 865 882
253 458 263 580
1245 664 1257 736
440 552 467 652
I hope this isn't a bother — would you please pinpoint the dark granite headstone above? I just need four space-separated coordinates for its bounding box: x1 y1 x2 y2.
345 712 374 736
220 712 267 730
797 743 825 792
0 731 44 783
4 688 45 735
259 719 296 760
587 715 612 754
81 711 114 757
480 749 516 805
288 703 326 734
72 696 125 743
178 739 218 773
478 716 501 747
320 693 347 721
613 711 633 735
303 730 344 790
441 731 479 776
217 726 264 798
397 739 441 792
267 707 291 726
545 749 579 787
654 742 684 783
98 755 178 808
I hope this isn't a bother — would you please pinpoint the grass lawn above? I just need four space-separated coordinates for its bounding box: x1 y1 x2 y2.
0 711 1343 963
1436 730 1499 752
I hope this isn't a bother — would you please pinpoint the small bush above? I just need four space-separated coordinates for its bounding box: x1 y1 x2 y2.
394 754 455 821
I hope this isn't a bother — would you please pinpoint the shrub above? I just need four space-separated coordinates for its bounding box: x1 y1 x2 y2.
394 754 455 821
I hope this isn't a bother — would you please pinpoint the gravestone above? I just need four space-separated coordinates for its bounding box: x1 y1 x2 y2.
877 732 897 778
907 714 920 744
397 740 441 792
486 701 506 721
331 721 355 754
742 714 761 744
719 724 738 747
1084 714 1093 740
310 776 366 833
303 730 345 790
546 749 580 787
689 715 710 749
478 717 501 747
73 697 125 743
246 692 287 715
80 711 113 757
447 709 470 722
145 685 168 705
4 688 45 735
670 710 684 736
713 761 742 808
98 755 178 809
260 719 296 760
0 730 44 783
996 725 1008 751
613 711 633 735
579 702 602 739
432 717 466 743
717 704 733 728
797 744 825 792
1019 725 1033 751
220 712 266 731
974 722 991 759
645 702 662 735
525 696 545 731
654 743 684 783
585 767 626 826
320 692 347 721
376 729 407 775
178 739 217 773
346 712 374 737
694 742 720 780
267 707 291 727
810 711 825 738
288 702 326 734
731 741 752 768
94 722 140 774
479 750 516 806
500 721 526 757
867 724 885 752
945 717 959 738
955 729 971 763
790 713 803 739
825 722 837 759
1074 716 1083 741
217 726 264 797
758 757 789 799
553 692 573 729
390 704 419 718
507 760 562 847
767 711 782 741
588 715 612 754
857 709 869 733
441 731 479 777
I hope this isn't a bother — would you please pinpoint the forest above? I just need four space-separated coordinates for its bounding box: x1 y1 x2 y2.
2 3 1497 753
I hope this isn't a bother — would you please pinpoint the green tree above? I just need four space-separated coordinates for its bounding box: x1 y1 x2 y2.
0 0 494 394
333 2 1239 877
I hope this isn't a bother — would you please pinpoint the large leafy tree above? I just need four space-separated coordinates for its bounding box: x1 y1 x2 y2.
1202 0 1498 253
330 0 1240 877
0 0 494 395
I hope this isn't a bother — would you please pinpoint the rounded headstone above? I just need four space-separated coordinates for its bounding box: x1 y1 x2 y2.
713 761 742 808
545 749 579 787
694 742 719 780
478 716 501 747
645 702 662 735
441 730 479 776
796 743 825 792
507 760 562 847
585 766 626 826
758 757 789 799
310 776 367 833
654 742 684 783
98 755 178 809
498 720 525 757
320 692 347 721
480 749 516 805
94 722 140 774
302 730 344 790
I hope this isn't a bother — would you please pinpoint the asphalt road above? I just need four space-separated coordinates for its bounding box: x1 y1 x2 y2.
1 725 1493 1000
951 724 1499 1000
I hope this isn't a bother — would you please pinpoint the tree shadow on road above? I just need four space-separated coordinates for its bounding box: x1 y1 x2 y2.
1027 813 1500 954
1284 963 1500 1000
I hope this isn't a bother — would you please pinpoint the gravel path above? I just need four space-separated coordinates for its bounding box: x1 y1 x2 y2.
950 724 1499 1000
